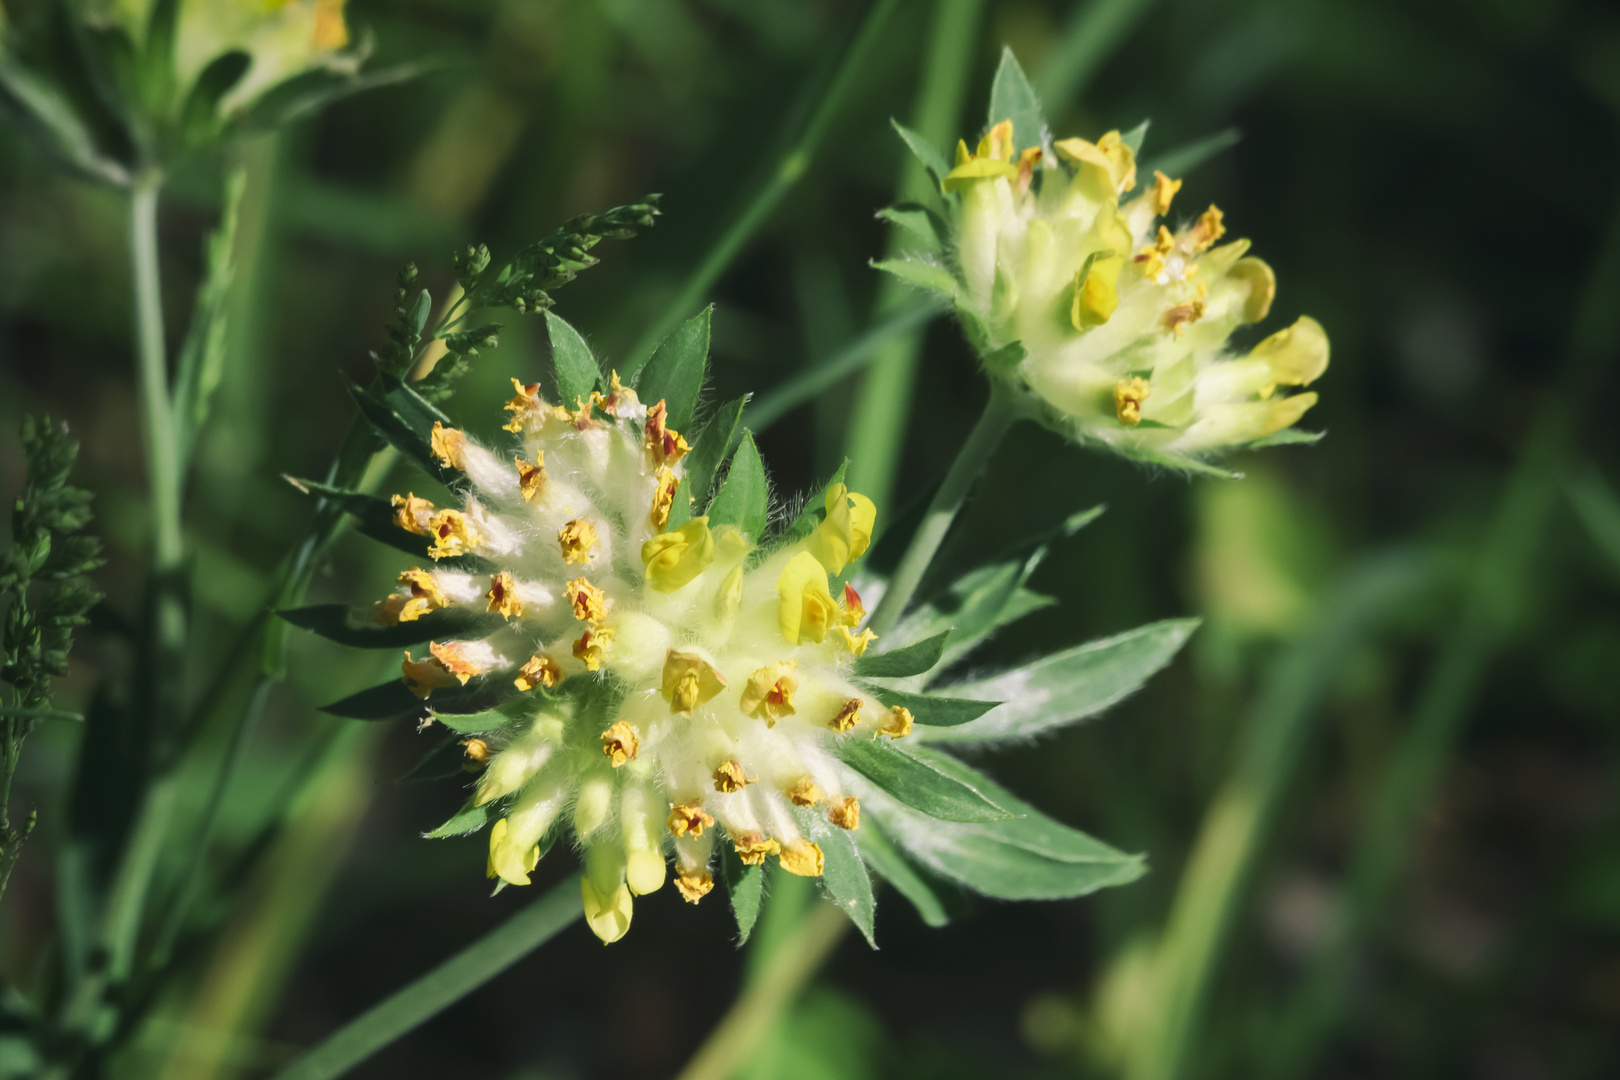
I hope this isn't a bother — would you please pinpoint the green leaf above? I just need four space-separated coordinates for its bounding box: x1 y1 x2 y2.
346 375 455 484
179 50 249 146
871 257 958 299
665 475 694 530
424 798 495 839
684 395 747 506
853 630 950 679
433 693 551 734
988 47 1045 152
862 748 1146 900
284 479 493 572
876 203 943 252
706 431 769 541
835 738 1010 822
632 306 710 429
856 824 951 928
401 736 468 784
1248 428 1325 448
321 677 511 721
1120 119 1150 156
545 310 602 408
918 619 1200 743
278 604 508 649
721 843 764 945
861 686 1000 728
891 119 951 193
813 821 876 947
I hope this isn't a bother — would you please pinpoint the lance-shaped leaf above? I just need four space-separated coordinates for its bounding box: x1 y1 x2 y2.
871 257 959 299
856 823 952 928
322 676 511 721
892 119 951 194
545 310 602 408
683 396 747 507
706 432 768 541
918 618 1200 743
834 738 1010 823
433 692 552 735
278 604 507 649
854 630 950 679
284 478 494 573
721 843 763 946
860 685 1000 728
633 306 709 429
802 811 875 947
988 47 1045 152
346 374 457 484
424 798 495 839
876 203 945 253
856 748 1145 900
401 735 470 784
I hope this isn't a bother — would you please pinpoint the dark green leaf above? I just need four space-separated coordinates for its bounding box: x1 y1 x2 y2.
721 843 764 945
835 738 1009 822
855 823 951 928
855 630 950 679
179 50 249 145
860 686 1000 728
632 306 709 429
401 736 469 784
424 798 495 839
684 396 747 506
814 820 876 947
278 604 508 649
988 46 1045 152
545 310 602 408
920 618 1199 743
706 431 769 541
321 677 511 721
345 376 454 484
892 119 951 193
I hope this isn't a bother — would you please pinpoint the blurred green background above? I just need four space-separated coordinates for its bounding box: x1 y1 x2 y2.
5 0 1620 1077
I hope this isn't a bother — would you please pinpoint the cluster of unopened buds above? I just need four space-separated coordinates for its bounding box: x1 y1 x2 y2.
371 376 895 942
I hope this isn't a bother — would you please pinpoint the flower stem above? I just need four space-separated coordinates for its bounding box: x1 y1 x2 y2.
867 386 1018 640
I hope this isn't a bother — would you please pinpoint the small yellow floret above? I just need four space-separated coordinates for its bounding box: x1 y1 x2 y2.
641 517 715 592
566 577 606 622
558 519 598 564
1249 316 1331 391
515 456 545 502
650 467 678 530
427 509 476 559
573 627 612 671
401 650 457 698
829 698 862 733
666 802 715 838
779 840 825 878
311 0 349 51
1150 170 1182 215
581 877 633 944
429 641 488 683
776 551 839 644
712 759 751 793
1162 298 1207 335
644 400 691 468
396 567 446 622
1055 130 1137 196
514 653 561 691
391 493 436 535
1190 205 1226 251
486 571 522 619
787 778 824 806
674 869 714 904
882 706 914 739
601 721 639 767
487 818 541 886
429 422 467 470
740 661 799 725
661 650 728 715
731 832 780 866
828 796 861 831
1230 258 1278 324
461 738 492 765
1115 377 1152 426
806 484 877 574
837 627 878 656
1073 256 1123 331
503 379 542 432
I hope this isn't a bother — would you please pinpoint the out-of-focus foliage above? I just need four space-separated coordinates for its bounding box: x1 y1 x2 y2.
3 0 1620 1077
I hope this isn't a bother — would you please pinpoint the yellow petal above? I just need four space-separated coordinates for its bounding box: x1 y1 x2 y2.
641 517 715 592
776 551 837 644
1249 316 1330 388
581 877 634 944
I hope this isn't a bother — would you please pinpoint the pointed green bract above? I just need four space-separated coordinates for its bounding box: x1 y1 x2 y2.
835 738 1010 823
1120 118 1150 156
721 844 764 945
891 118 951 194
871 257 958 299
545 310 602 408
876 204 944 253
918 618 1201 743
813 821 875 947
861 686 1000 728
853 630 951 679
632 306 710 430
706 431 769 541
684 395 748 505
988 46 1045 152
423 799 495 839
855 824 951 928
278 604 507 649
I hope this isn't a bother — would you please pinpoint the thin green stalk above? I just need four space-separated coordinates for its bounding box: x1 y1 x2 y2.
673 902 850 1080
867 386 1018 640
132 176 183 581
843 0 984 511
1263 190 1620 1079
267 876 583 1080
621 0 903 368
1123 553 1429 1080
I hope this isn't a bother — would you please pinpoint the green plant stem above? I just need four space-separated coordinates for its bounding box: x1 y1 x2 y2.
132 176 183 585
867 386 1018 640
1124 553 1429 1080
267 876 584 1080
1263 190 1620 1079
673 901 850 1080
621 0 902 369
843 0 984 511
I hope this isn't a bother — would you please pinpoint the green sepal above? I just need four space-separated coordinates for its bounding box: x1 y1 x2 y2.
835 738 1010 822
684 396 747 508
545 310 602 408
277 603 508 649
891 118 951 194
917 618 1200 744
706 431 769 541
320 676 511 721
633 306 710 430
855 822 953 928
860 685 999 728
876 203 945 253
721 843 764 946
853 630 951 679
433 692 552 734
798 809 875 948
424 797 495 839
1248 428 1326 448
988 47 1045 153
870 257 958 299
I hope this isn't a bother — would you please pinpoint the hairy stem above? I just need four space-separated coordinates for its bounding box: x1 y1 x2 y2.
867 386 1018 640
